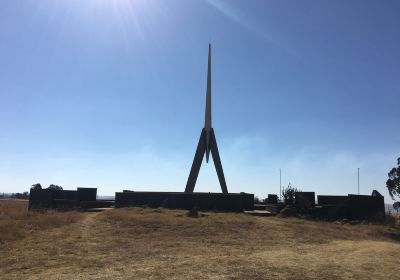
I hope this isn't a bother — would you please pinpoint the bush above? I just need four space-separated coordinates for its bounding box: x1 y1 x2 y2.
10 192 29 200
31 183 42 190
47 184 63 191
281 183 301 205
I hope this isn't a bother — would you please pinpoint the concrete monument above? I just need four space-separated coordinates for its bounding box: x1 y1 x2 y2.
185 44 228 193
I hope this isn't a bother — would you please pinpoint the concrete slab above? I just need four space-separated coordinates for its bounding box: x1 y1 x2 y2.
244 210 275 217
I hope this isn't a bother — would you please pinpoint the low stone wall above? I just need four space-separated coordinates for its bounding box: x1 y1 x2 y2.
314 205 349 221
115 192 254 212
77 188 97 202
29 189 78 209
295 192 315 211
348 194 385 220
317 195 348 205
29 188 98 210
315 192 384 221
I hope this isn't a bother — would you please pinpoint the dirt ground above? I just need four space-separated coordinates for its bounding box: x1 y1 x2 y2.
1 200 400 280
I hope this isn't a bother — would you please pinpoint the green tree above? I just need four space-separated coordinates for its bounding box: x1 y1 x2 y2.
386 157 400 200
31 183 42 190
10 192 29 199
47 184 63 190
393 202 400 213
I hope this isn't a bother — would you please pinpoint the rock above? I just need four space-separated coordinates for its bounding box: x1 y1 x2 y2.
278 205 298 218
187 204 200 218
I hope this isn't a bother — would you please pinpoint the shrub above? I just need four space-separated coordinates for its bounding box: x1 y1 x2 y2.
10 192 29 199
47 184 63 190
281 183 300 205
31 183 42 190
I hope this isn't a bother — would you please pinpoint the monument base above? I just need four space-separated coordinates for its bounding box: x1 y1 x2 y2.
115 191 254 212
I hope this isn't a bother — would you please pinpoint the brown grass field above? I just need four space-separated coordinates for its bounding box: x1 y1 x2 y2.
1 200 399 280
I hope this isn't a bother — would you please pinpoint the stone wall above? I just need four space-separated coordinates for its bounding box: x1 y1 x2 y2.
348 194 385 220
29 189 78 209
115 192 254 212
295 192 315 210
317 195 348 205
315 191 385 221
29 188 97 210
77 188 97 202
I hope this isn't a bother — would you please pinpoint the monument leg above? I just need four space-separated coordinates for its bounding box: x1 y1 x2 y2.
185 129 206 193
210 129 228 193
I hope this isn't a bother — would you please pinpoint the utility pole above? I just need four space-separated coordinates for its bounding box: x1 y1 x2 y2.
357 168 360 195
279 169 282 201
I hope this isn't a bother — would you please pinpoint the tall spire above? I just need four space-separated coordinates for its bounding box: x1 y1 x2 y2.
205 44 212 163
185 44 228 194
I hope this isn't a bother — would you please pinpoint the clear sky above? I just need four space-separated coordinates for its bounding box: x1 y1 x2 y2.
0 0 399 203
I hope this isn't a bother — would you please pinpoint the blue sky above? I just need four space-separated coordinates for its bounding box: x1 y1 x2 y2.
0 0 399 202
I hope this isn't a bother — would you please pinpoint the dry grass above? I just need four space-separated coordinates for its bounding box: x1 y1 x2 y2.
0 199 84 243
1 201 400 280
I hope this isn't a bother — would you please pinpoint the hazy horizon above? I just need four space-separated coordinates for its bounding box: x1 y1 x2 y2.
0 0 399 203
